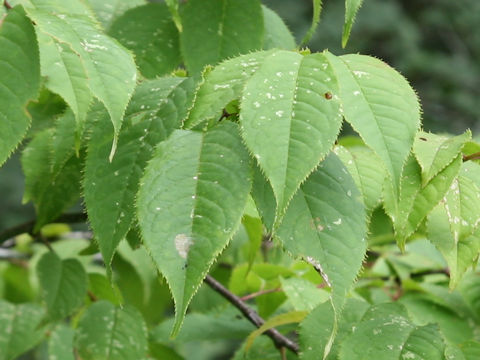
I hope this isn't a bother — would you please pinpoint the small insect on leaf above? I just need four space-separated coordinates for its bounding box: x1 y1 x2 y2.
324 92 333 100
419 137 427 141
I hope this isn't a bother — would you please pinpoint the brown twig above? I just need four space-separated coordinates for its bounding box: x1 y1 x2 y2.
204 274 300 354
4 0 12 10
0 212 88 245
463 152 480 162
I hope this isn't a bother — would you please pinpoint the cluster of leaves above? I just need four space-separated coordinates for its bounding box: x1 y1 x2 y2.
1 0 480 359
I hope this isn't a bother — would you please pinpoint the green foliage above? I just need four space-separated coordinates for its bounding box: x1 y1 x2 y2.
137 122 251 334
0 6 40 166
1 0 480 359
37 251 87 319
75 301 148 359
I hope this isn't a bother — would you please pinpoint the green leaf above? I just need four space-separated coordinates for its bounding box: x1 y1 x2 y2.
27 9 137 157
0 300 45 360
339 303 446 360
87 0 146 30
240 51 342 218
460 341 480 360
262 5 296 50
37 251 87 320
325 52 420 196
459 272 480 321
399 293 474 345
21 121 83 231
75 301 148 360
300 0 322 46
184 50 273 129
334 145 386 213
180 0 264 73
384 154 462 250
342 0 363 48
245 310 308 351
87 273 122 305
36 31 92 139
243 215 263 272
48 324 75 360
164 0 182 32
413 130 471 186
276 153 366 335
137 121 251 334
151 307 254 343
109 3 180 79
0 6 40 166
280 277 329 311
14 0 95 16
84 77 194 271
300 299 369 360
250 162 276 232
427 175 480 288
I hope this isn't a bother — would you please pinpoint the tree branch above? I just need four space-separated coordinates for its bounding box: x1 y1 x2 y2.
204 274 300 354
0 212 88 245
3 0 12 10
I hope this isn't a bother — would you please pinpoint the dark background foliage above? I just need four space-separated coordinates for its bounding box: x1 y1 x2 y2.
1 0 479 230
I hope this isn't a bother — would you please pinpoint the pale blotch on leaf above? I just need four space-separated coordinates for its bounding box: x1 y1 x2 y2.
175 234 193 259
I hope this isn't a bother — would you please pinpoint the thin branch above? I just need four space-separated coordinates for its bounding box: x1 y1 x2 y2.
0 212 88 245
204 274 300 355
463 152 480 162
240 287 281 301
4 0 12 10
241 283 326 301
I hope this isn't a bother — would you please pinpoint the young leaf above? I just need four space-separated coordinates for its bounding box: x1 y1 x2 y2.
342 0 363 48
240 51 342 219
280 277 329 311
86 0 146 30
180 0 264 73
36 31 92 139
262 5 296 50
109 3 180 79
325 52 421 197
334 145 386 213
339 303 446 360
0 300 45 360
384 154 462 249
427 176 480 288
137 121 251 334
184 50 273 129
84 78 194 271
37 251 88 320
0 6 40 166
27 9 137 157
300 0 322 46
48 324 75 360
75 301 148 360
245 310 308 351
277 153 366 308
413 130 471 186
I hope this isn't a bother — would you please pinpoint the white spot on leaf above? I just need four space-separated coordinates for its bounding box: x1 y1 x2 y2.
175 234 193 259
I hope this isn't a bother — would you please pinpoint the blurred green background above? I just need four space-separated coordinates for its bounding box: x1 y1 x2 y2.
1 0 479 229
